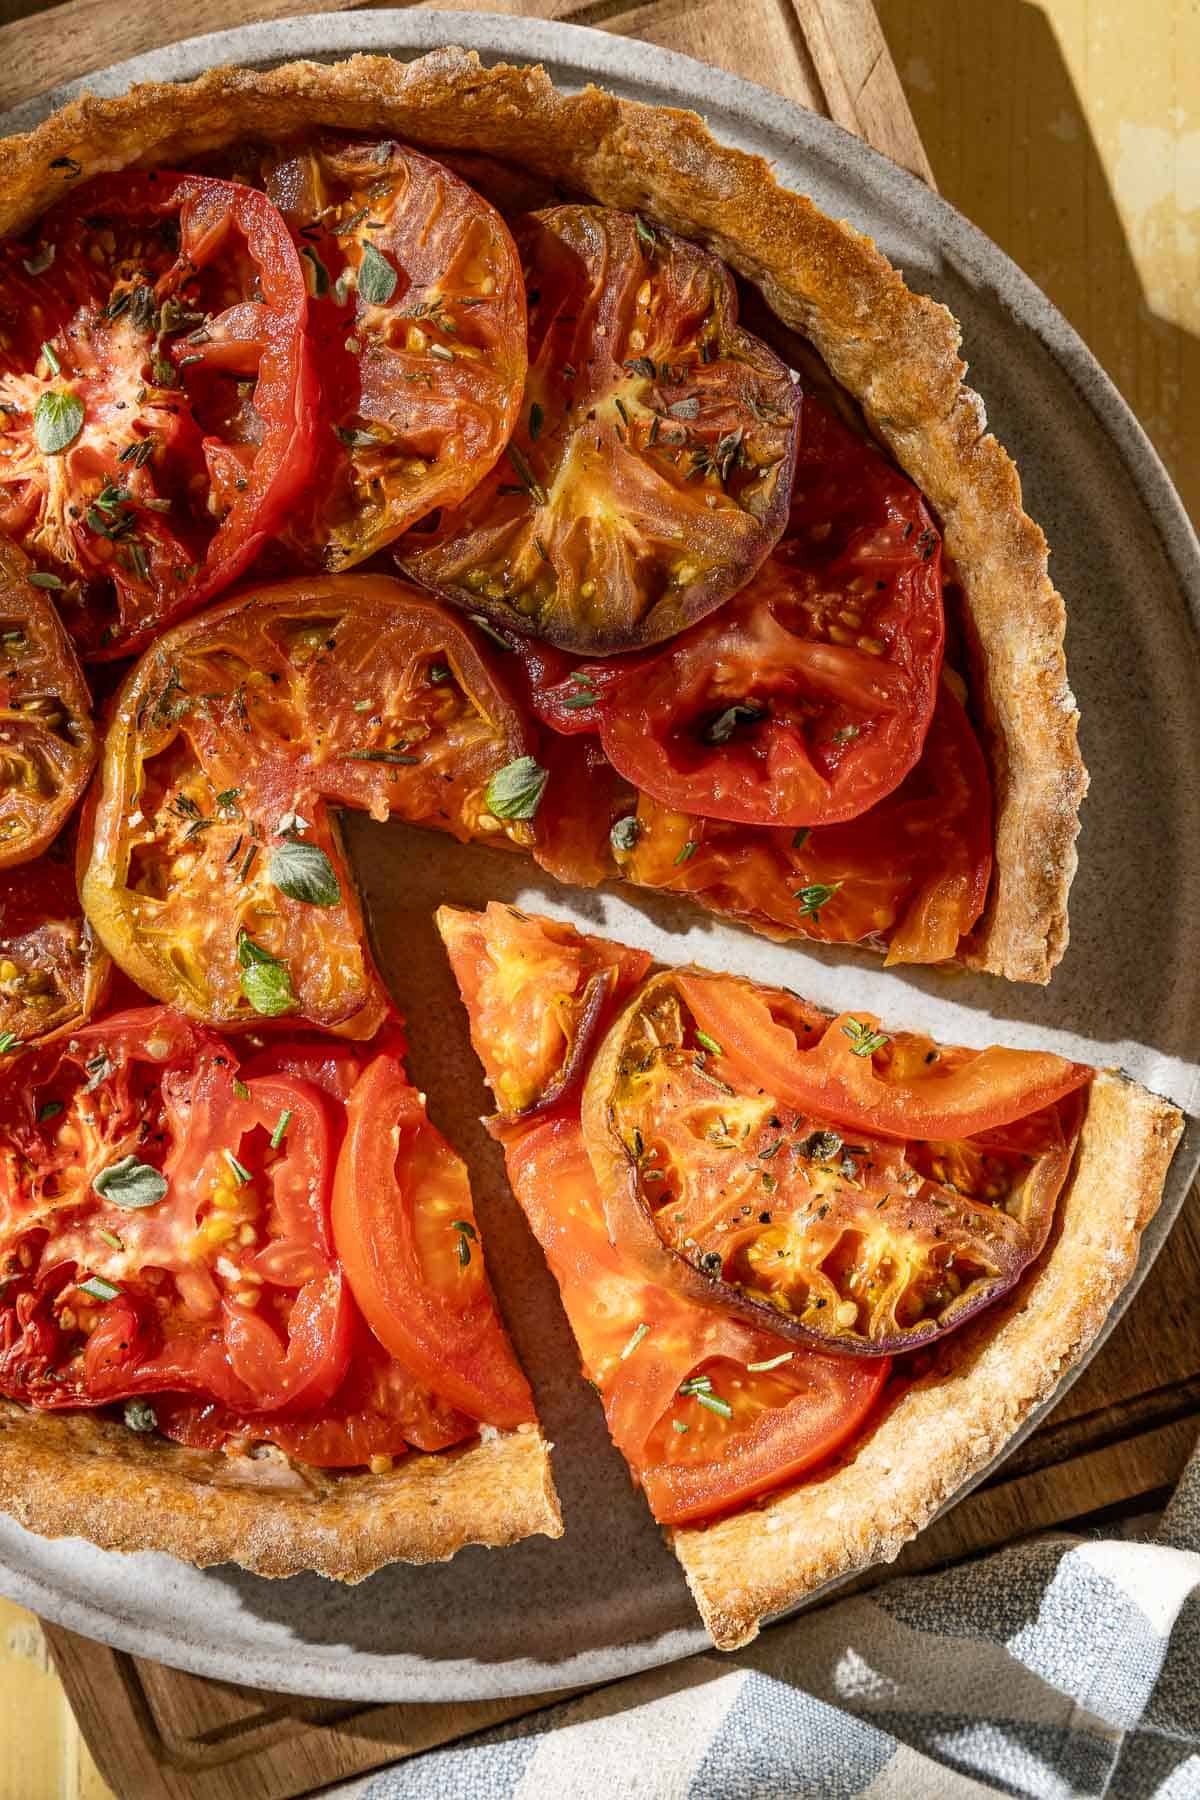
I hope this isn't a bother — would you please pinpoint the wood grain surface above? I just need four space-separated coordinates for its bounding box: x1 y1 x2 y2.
0 2 1196 1796
0 0 934 180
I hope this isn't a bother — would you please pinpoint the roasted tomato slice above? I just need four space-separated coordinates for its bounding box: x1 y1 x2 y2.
80 575 537 1035
155 1316 476 1467
0 539 95 862
0 172 316 657
437 901 650 1120
0 836 109 1048
670 969 1090 1141
617 684 993 965
331 1049 535 1427
501 638 641 887
259 136 527 569
531 396 944 826
239 1028 403 1112
0 1007 351 1414
581 968 1087 1355
402 205 800 653
505 1117 887 1524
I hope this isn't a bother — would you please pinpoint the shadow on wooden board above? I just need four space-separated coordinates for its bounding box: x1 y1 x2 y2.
875 0 1197 527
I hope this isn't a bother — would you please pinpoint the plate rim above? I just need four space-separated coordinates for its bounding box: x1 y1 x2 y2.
0 7 1197 1704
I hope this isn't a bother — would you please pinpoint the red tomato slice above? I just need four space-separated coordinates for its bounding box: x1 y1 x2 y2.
0 173 317 657
331 1051 534 1427
239 1023 408 1114
505 1116 888 1525
155 1317 475 1467
262 136 527 570
0 1008 348 1415
619 684 993 966
528 395 944 827
674 970 1091 1141
81 575 538 1037
402 205 800 654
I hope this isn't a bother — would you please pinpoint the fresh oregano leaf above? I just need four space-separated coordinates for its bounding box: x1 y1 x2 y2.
269 839 341 907
33 389 84 455
484 756 548 821
357 241 398 306
92 1154 168 1210
237 931 297 1017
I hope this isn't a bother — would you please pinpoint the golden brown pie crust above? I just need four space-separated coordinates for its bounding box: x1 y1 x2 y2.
669 1069 1182 1648
0 1408 561 1579
0 47 1086 983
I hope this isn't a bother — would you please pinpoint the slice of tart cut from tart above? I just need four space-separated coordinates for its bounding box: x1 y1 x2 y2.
438 902 1181 1648
0 1002 560 1578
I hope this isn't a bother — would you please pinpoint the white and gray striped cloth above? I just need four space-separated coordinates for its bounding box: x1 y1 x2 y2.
345 1437 1200 1799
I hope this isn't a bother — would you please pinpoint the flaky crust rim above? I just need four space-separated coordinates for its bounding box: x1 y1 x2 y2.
0 1409 561 1580
669 1070 1182 1648
0 48 1085 982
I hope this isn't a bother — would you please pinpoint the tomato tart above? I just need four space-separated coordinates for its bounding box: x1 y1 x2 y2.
439 903 1181 1648
0 49 1167 1607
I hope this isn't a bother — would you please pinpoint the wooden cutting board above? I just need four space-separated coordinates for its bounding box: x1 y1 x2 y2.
1 2 1196 1795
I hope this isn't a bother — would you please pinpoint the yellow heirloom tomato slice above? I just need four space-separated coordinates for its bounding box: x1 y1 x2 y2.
80 574 538 1036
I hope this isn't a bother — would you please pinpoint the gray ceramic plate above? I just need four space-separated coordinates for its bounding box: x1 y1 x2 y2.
1 11 1198 1705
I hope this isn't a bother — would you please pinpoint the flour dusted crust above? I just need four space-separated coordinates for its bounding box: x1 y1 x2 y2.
0 48 1086 982
669 1070 1182 1648
0 1407 560 1579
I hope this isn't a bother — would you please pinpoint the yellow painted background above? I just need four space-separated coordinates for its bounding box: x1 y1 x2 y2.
878 0 1198 523
0 3 1196 1795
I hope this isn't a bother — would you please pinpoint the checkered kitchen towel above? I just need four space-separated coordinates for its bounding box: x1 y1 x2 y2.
341 1433 1200 1800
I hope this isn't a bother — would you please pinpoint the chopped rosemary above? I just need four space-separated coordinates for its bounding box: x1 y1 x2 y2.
346 746 421 764
695 1392 734 1419
794 881 842 922
504 442 547 505
469 614 515 651
841 1018 890 1057
79 1276 121 1303
224 1149 252 1185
